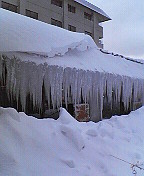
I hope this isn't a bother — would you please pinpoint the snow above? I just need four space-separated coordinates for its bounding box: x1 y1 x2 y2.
1 107 144 176
1 53 144 121
0 9 142 78
0 8 143 78
0 9 144 121
75 0 111 20
0 8 96 57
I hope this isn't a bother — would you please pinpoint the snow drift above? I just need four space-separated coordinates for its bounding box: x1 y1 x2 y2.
0 8 96 57
1 107 144 176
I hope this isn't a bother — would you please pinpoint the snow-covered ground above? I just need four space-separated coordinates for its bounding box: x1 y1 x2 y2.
1 107 144 176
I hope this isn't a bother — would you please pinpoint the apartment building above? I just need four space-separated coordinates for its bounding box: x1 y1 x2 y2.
0 0 111 48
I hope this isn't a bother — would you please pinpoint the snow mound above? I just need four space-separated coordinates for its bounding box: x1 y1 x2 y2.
59 108 85 151
60 124 85 151
1 107 144 176
0 8 96 57
58 107 77 125
0 107 20 122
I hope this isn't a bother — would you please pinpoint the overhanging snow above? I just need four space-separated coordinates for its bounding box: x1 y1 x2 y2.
0 8 96 57
0 8 144 121
75 0 111 20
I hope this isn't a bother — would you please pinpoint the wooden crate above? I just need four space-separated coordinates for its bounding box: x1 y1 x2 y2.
75 104 90 122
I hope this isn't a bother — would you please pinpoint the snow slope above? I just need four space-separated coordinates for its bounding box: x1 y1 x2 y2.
0 8 96 57
1 107 144 176
0 8 143 79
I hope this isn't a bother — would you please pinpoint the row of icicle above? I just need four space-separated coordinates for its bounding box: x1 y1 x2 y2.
0 54 144 121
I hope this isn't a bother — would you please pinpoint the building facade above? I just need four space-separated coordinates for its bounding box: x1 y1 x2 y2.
0 0 110 48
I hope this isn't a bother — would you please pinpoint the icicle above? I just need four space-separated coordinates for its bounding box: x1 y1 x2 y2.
0 54 3 80
106 73 113 109
1 52 144 122
122 76 133 111
63 68 71 108
142 81 144 105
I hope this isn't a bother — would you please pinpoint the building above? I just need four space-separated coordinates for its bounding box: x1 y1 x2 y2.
0 0 111 48
0 9 144 122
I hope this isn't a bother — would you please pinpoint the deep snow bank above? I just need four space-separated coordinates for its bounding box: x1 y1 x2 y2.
1 107 144 176
0 8 96 57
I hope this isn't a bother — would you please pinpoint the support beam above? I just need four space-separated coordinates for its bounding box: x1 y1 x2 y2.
63 0 68 30
19 0 26 15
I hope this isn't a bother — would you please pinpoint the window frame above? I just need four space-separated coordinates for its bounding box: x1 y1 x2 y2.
51 18 63 28
26 9 38 20
51 0 63 8
68 25 76 32
84 12 93 21
1 1 18 13
68 4 76 13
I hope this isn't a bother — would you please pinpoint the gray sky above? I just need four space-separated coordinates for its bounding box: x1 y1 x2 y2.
87 0 144 59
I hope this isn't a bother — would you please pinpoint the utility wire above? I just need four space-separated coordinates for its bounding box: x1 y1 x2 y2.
110 154 144 175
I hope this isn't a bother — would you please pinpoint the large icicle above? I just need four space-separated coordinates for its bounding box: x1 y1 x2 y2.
0 53 144 122
0 55 3 80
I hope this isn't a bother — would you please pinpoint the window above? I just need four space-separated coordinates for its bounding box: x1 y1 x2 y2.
84 12 93 21
85 31 93 37
1 1 18 13
68 4 76 13
26 9 38 20
68 25 76 32
51 18 62 28
51 0 62 7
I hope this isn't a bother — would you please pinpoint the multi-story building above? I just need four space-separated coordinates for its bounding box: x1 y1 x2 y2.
0 0 111 48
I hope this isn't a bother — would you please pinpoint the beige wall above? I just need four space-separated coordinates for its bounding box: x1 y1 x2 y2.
0 0 104 48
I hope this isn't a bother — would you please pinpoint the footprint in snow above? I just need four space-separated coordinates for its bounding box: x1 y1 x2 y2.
86 129 98 137
61 159 75 168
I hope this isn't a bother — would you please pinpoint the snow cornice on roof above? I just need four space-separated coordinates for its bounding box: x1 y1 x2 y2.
99 49 144 65
0 8 96 56
74 0 111 21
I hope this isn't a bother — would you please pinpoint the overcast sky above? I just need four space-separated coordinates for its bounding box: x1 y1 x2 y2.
87 0 144 59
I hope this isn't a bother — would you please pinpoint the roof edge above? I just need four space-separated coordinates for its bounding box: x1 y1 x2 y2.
74 0 111 21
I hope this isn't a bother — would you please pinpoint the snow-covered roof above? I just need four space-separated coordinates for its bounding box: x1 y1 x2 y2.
3 49 144 80
0 8 96 57
75 0 111 21
0 8 143 80
0 8 144 121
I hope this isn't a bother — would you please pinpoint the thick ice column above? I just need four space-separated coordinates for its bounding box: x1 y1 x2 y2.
122 77 133 110
142 82 144 105
63 67 72 108
1 53 144 120
81 70 93 104
44 65 63 109
89 71 103 122
0 55 3 80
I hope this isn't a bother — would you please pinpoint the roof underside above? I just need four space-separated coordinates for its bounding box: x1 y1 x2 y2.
74 0 111 21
